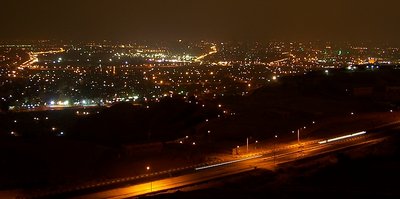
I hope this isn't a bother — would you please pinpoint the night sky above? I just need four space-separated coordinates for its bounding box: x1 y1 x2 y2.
1 0 400 42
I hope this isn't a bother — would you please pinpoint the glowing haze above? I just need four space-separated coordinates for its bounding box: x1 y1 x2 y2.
1 0 399 43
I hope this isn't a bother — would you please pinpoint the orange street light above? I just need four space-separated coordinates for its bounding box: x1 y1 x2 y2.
146 166 152 192
274 135 278 164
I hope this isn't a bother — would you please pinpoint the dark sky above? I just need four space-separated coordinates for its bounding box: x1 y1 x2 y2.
1 0 400 42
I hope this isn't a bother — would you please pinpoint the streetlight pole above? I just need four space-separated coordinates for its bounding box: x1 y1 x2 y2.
297 128 300 144
273 135 278 164
297 128 301 158
297 127 305 157
146 166 152 192
246 137 249 153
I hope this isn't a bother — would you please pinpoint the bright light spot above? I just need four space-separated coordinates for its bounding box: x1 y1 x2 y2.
347 66 352 70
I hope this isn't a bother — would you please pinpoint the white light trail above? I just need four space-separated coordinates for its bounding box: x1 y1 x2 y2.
318 131 367 144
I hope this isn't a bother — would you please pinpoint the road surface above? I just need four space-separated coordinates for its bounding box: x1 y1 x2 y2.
73 130 388 199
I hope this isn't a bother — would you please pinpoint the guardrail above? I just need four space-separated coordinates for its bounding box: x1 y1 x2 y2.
17 159 227 199
17 140 321 199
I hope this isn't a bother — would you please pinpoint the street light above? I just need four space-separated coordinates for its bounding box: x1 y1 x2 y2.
297 129 301 144
146 166 152 192
274 135 277 164
246 137 249 153
296 126 306 143
297 127 306 157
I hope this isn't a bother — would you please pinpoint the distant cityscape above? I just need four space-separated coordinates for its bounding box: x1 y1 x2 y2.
3 0 400 198
1 40 399 111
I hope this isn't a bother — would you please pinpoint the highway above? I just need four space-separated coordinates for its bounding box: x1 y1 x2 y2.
72 129 390 199
194 45 217 62
20 48 65 69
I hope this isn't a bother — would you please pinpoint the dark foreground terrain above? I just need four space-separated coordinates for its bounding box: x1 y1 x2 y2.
148 129 400 199
1 66 400 194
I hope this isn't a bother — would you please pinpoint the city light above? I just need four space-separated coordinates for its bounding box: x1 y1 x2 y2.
2 1 400 198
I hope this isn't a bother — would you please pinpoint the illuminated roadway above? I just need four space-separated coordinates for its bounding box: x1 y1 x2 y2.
194 45 217 62
20 48 65 69
73 129 392 199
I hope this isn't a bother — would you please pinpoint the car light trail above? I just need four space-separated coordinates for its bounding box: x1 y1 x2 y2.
318 131 367 144
195 155 262 171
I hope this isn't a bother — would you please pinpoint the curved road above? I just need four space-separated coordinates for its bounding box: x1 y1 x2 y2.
73 130 389 199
